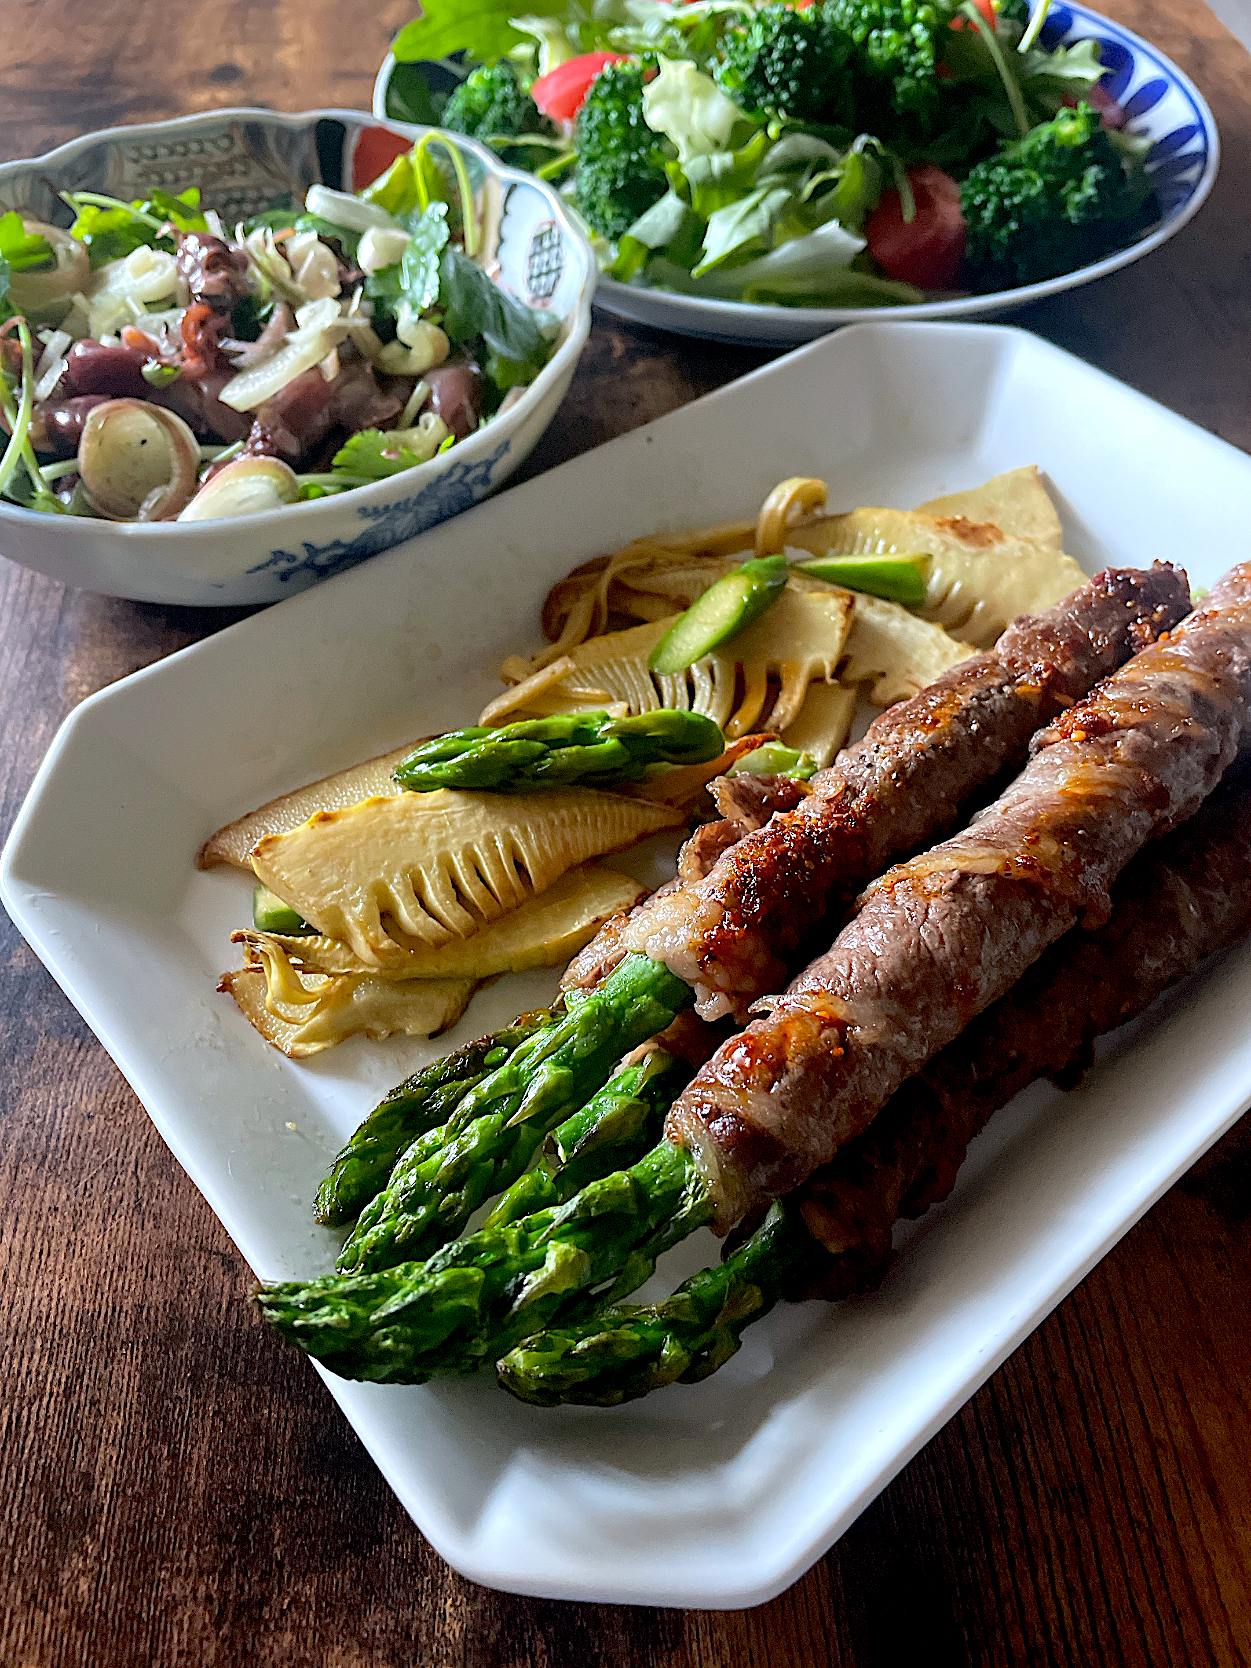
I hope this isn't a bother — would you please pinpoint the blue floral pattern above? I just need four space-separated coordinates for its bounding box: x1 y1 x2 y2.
245 440 513 585
1039 2 1214 217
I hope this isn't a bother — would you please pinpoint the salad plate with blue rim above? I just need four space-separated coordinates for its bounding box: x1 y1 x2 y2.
375 0 1218 345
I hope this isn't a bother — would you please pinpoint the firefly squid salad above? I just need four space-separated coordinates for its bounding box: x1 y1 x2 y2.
0 134 558 523
192 457 1251 1410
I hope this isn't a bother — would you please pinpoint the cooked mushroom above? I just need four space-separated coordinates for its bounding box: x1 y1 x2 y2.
76 399 202 521
177 455 300 521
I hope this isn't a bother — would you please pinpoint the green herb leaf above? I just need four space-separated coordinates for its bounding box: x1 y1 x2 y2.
66 187 206 267
364 202 450 323
438 247 552 386
331 430 429 480
0 211 53 273
392 0 569 65
402 202 452 311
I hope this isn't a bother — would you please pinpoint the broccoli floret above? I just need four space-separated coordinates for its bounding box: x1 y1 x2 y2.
574 63 670 242
823 0 947 136
960 103 1154 290
442 63 548 143
717 5 855 125
993 0 1030 24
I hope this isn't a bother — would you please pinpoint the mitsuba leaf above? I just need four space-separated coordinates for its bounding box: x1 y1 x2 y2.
146 188 209 233
0 257 12 321
68 186 207 267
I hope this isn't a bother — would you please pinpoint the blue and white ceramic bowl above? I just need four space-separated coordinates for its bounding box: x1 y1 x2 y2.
0 109 595 605
375 1 1218 347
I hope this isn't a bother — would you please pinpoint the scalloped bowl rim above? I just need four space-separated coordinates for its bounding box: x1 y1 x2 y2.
373 0 1220 333
0 106 596 540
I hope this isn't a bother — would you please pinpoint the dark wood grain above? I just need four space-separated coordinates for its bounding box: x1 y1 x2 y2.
2 0 1251 1660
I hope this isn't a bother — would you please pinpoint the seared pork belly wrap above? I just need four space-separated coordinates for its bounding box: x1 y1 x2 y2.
602 562 1192 1018
669 563 1251 1229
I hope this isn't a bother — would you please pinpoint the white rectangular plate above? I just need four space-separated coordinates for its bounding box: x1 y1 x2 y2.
5 321 1251 1610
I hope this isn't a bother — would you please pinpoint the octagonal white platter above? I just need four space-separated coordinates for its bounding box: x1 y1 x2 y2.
5 321 1251 1610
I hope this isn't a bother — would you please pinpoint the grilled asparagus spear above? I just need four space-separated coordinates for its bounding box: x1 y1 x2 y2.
335 955 692 1272
314 1014 553 1226
393 710 724 793
258 1052 694 1381
496 1202 809 1406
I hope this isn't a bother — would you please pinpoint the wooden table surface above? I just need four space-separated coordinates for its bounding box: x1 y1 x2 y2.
3 1 1251 1662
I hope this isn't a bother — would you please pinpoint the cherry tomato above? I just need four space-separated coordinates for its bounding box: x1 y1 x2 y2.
866 164 966 290
531 52 630 122
948 0 997 27
1060 85 1127 128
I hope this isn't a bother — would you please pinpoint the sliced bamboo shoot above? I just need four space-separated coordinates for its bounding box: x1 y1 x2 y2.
916 466 1063 549
234 862 645 980
220 964 474 1057
840 593 978 706
251 787 684 967
489 584 855 740
198 745 413 870
784 508 1084 647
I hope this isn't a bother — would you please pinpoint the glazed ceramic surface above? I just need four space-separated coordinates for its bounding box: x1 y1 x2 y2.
6 323 1251 1606
0 109 594 604
375 0 1219 345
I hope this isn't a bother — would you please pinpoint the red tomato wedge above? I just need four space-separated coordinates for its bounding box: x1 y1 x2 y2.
866 164 966 291
531 51 630 121
351 126 418 193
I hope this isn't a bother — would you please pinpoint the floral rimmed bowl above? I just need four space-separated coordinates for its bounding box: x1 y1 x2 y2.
0 109 595 606
375 0 1219 347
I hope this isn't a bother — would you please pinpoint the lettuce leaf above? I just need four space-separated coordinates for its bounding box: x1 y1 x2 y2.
642 61 758 162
